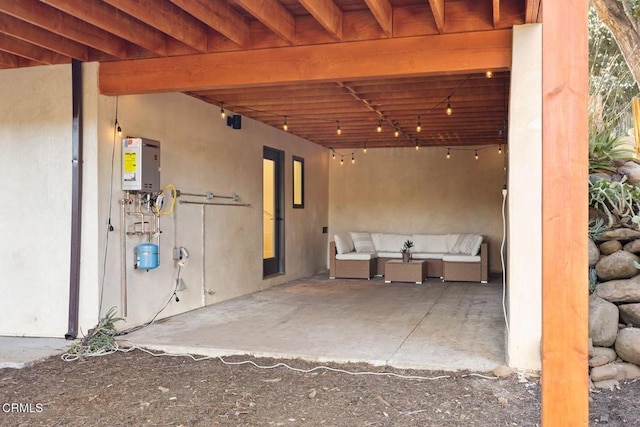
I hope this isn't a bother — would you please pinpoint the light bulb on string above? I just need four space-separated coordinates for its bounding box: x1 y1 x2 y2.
363 144 367 154
498 144 502 154
336 120 342 136
220 103 226 120
446 97 452 116
416 116 422 133
486 70 493 79
331 149 335 160
475 150 479 160
115 119 122 137
351 153 355 164
446 148 450 159
376 119 382 133
394 129 400 138
340 155 344 165
283 115 288 132
415 142 419 151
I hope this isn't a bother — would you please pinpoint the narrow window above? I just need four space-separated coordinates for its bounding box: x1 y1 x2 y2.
293 156 304 209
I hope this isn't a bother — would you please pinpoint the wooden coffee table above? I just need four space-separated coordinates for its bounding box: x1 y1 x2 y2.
384 260 428 284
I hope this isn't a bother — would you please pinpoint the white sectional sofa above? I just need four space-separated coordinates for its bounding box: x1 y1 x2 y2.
329 232 488 283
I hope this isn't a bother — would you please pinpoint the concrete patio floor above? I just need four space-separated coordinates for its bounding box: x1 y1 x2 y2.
125 274 506 372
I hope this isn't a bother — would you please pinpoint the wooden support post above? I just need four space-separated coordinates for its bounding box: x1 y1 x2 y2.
541 1 589 426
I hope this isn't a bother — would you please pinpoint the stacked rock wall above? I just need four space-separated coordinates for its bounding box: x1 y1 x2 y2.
589 228 640 388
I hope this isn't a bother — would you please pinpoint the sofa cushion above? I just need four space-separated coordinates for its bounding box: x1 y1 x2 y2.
412 234 450 253
376 251 403 258
350 231 376 252
334 234 353 255
443 254 481 263
451 234 483 255
412 252 447 260
336 251 377 260
379 233 411 251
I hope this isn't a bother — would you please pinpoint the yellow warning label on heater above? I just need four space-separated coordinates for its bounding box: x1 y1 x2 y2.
124 152 137 173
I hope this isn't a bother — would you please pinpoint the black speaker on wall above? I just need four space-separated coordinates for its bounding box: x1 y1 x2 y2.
227 115 242 129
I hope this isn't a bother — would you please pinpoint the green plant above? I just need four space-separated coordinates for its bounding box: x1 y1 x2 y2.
588 218 608 240
63 307 124 361
588 129 633 174
589 268 598 294
401 240 414 253
588 176 640 227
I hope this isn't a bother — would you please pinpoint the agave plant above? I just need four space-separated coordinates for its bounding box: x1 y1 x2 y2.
588 129 634 174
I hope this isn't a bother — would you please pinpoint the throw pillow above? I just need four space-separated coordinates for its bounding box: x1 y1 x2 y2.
334 234 351 254
350 231 376 252
452 234 483 255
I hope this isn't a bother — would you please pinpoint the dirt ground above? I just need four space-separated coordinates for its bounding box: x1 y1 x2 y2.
0 349 638 426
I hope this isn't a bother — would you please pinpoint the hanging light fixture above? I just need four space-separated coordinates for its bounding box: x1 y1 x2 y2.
283 115 288 132
446 97 453 116
363 143 367 154
376 119 382 133
415 142 419 151
220 102 226 119
336 120 342 135
115 119 122 137
446 148 450 159
331 149 335 160
416 116 422 133
394 128 400 138
475 149 479 160
486 70 493 79
498 144 502 154
351 153 355 164
340 155 344 165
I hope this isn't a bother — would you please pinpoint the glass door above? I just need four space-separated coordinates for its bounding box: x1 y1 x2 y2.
263 147 284 277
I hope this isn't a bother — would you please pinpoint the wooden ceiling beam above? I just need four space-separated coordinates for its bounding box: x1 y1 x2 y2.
298 0 343 40
100 29 512 95
0 33 54 64
525 0 542 23
0 12 88 61
234 0 296 44
169 0 250 48
364 0 393 37
102 0 207 53
0 50 39 67
427 0 445 33
0 0 128 58
42 0 169 56
493 0 500 28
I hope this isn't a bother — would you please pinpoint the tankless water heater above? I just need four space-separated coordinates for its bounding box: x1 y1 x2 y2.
122 137 161 192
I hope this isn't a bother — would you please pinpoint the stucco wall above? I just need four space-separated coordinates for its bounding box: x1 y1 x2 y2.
507 24 542 371
97 91 329 326
328 146 506 272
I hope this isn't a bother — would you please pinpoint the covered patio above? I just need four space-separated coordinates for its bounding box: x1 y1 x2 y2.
125 275 505 372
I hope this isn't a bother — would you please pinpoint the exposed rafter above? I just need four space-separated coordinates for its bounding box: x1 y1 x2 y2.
298 0 343 41
428 0 445 33
493 0 500 28
364 0 393 37
234 0 296 44
525 0 542 23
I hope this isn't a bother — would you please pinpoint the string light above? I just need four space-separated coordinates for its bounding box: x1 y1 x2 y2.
376 119 382 133
340 155 344 165
336 120 342 135
415 142 419 151
115 119 122 137
498 144 502 154
446 97 453 116
394 128 400 138
363 144 367 154
446 148 450 159
283 115 288 132
351 153 355 164
416 116 422 133
486 70 493 78
475 149 479 160
332 149 336 160
220 103 226 119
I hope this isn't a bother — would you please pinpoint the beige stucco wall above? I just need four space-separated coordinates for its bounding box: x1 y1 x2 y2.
507 24 542 371
328 146 506 272
97 91 329 326
0 64 100 337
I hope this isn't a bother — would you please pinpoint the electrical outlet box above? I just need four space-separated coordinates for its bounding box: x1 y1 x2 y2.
122 137 161 192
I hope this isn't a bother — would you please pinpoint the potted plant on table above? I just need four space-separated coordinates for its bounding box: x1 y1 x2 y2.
401 240 414 262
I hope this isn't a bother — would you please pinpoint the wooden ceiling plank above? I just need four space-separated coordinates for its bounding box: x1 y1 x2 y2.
42 0 168 56
0 0 128 58
169 0 250 48
102 0 207 53
0 33 54 64
298 0 344 40
100 29 512 95
493 0 500 28
234 0 296 44
427 0 445 33
363 0 393 37
0 12 88 61
525 0 542 23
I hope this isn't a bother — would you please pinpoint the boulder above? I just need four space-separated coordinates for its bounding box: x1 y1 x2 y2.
595 251 640 281
593 379 619 390
619 303 640 327
617 161 640 185
598 228 640 242
615 328 640 365
623 239 640 254
589 239 600 267
589 295 620 347
612 362 640 380
599 240 622 255
596 275 640 303
589 347 618 367
590 364 618 382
